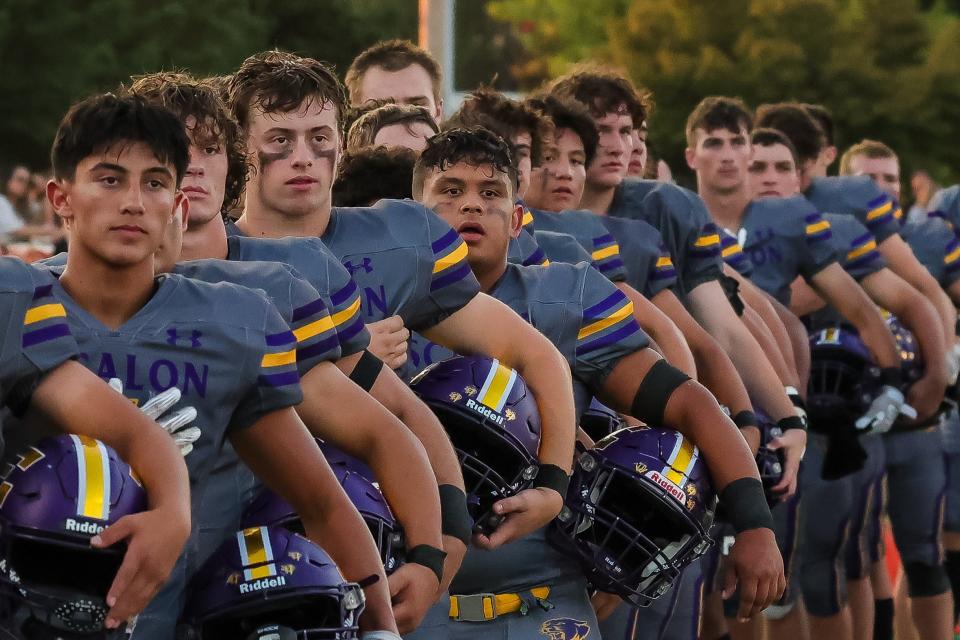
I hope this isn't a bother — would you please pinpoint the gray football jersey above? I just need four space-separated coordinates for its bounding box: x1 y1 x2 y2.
524 207 628 282
508 227 549 267
902 215 960 289
739 195 840 305
930 185 959 230
805 176 901 243
607 179 723 295
599 214 678 299
720 228 754 277
534 230 592 265
223 232 370 359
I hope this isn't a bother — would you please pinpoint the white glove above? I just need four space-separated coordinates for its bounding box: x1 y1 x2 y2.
855 385 911 435
947 342 960 386
361 633 403 640
109 378 200 456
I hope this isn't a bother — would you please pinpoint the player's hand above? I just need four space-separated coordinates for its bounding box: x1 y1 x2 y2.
472 487 563 550
767 428 805 498
855 385 907 434
387 562 439 634
109 379 200 456
721 527 785 622
366 316 410 370
947 341 960 386
439 535 466 596
92 506 190 629
591 591 623 621
907 374 946 423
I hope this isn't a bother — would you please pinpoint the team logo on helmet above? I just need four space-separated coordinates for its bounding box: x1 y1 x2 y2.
634 462 647 475
464 385 478 396
505 408 517 421
449 392 462 402
540 618 591 639
686 485 697 496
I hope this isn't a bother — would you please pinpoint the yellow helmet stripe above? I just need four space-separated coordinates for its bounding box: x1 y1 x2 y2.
477 359 518 414
664 433 697 487
71 435 110 520
239 526 277 581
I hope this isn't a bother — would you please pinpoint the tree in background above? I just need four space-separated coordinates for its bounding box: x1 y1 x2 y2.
490 0 960 190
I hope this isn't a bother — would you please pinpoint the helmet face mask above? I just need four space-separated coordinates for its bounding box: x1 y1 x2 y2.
0 435 146 638
807 327 883 431
551 427 715 607
409 356 542 536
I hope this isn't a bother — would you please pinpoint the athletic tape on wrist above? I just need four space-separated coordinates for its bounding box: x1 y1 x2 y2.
348 350 384 392
532 463 570 495
439 484 472 546
630 359 691 426
732 410 758 429
405 544 447 584
777 415 806 432
719 477 775 533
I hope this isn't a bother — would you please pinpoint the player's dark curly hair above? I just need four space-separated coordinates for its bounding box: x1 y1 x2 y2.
755 102 826 166
127 72 247 213
51 93 189 184
685 96 753 146
228 50 348 134
333 145 417 206
547 64 652 128
444 87 553 167
346 103 438 152
412 127 518 199
524 94 599 167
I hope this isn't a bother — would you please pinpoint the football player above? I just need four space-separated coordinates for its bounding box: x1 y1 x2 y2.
345 103 439 153
41 92 397 638
410 126 784 639
345 39 444 123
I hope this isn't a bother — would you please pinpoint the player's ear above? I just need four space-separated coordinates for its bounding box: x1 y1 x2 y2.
684 145 697 171
509 203 524 238
47 179 73 222
175 191 190 230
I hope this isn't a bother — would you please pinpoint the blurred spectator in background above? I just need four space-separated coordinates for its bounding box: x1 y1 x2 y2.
909 169 941 224
1 164 65 257
0 165 30 237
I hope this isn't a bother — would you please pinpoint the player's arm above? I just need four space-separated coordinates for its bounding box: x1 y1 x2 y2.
741 303 797 390
879 234 956 343
732 273 800 389
597 350 786 620
808 263 899 368
423 293 576 544
768 292 812 393
297 360 441 631
335 350 468 597
651 288 761 453
230 407 398 635
615 281 696 377
860 269 947 421
27 361 191 628
789 276 827 317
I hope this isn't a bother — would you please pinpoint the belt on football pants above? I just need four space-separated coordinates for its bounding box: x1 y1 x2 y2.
449 586 552 622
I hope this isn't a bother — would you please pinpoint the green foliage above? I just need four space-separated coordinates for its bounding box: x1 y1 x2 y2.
489 0 960 187
0 0 416 169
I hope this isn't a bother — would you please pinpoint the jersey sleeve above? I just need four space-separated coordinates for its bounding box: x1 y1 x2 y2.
685 220 724 291
284 266 341 374
841 230 886 281
510 228 549 266
535 230 592 266
324 268 371 358
574 266 650 390
798 211 839 280
861 192 900 243
406 212 481 332
16 270 78 379
720 231 753 277
646 243 679 298
230 301 304 432
590 231 628 282
943 235 960 288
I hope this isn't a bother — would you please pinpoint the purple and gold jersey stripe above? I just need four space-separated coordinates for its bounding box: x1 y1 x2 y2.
328 281 366 345
430 229 472 292
71 435 111 521
945 238 960 273
865 195 894 229
22 285 71 348
523 245 548 267
690 223 722 258
804 212 833 243
259 330 300 388
651 251 678 281
577 290 640 356
846 233 881 269
290 296 340 364
238 526 277 581
522 209 535 229
591 233 626 274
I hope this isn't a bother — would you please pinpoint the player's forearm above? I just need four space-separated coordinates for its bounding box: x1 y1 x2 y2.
739 279 800 383
824 283 899 368
742 304 799 389
665 381 761 491
881 234 955 342
33 363 190 518
616 283 696 377
368 368 466 490
771 295 811 392
297 368 443 550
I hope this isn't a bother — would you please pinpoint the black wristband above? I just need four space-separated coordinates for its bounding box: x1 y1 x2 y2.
532 463 570 495
720 477 775 533
406 544 447 584
439 484 472 546
732 410 758 429
881 366 903 389
631 359 691 426
777 415 806 432
348 350 384 392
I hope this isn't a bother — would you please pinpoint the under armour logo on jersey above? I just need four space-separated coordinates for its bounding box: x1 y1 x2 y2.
166 328 203 348
540 618 591 640
343 257 374 275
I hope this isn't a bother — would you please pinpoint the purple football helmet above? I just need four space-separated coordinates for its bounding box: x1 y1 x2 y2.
580 398 626 442
883 313 923 384
754 410 785 507
0 435 147 638
182 525 364 639
550 426 715 607
241 441 403 574
807 326 883 432
409 355 541 535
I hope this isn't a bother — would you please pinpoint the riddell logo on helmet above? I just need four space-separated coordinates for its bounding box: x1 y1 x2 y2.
644 471 686 504
239 576 287 594
64 518 105 535
465 399 505 425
